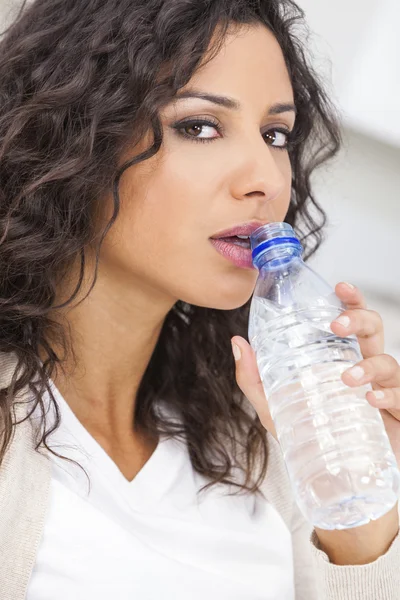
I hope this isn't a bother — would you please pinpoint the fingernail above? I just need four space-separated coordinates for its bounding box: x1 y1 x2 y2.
232 342 241 361
334 315 350 329
348 366 365 380
373 391 385 401
344 282 355 290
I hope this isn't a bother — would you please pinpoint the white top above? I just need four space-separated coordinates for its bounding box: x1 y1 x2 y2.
26 381 295 600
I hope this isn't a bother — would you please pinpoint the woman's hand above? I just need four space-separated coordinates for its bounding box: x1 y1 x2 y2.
232 282 400 565
232 281 400 463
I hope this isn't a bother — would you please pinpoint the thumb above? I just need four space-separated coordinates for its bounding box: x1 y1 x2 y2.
231 336 278 441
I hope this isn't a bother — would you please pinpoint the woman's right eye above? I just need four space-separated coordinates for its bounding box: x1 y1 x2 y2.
172 119 222 143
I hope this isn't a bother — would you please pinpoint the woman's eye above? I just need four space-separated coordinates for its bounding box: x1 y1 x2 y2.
185 123 219 139
263 129 292 150
173 120 221 143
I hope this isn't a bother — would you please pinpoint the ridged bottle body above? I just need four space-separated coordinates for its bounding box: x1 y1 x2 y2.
248 223 400 530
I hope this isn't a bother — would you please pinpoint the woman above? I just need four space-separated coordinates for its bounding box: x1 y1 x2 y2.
0 0 399 598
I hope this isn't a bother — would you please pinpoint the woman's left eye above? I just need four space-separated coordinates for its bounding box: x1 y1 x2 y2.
263 128 293 151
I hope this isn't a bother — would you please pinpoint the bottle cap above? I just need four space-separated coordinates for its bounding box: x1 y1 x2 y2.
250 222 302 268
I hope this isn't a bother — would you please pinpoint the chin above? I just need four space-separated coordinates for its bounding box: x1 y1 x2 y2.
195 286 255 311
176 266 258 311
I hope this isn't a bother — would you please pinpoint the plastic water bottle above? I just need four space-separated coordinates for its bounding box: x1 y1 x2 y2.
248 222 400 530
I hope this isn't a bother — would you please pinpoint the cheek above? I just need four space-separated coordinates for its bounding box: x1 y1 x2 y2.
273 156 292 219
118 146 224 251
99 157 208 277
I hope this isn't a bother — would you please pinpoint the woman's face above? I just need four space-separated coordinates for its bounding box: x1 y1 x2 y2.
100 23 296 311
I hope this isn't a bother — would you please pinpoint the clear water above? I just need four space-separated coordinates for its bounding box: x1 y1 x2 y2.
249 297 400 530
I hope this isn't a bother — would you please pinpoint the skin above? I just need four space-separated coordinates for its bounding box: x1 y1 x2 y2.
48 22 296 478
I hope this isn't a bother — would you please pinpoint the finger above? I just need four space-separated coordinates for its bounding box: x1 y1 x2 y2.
330 308 384 359
331 308 383 339
365 388 400 416
231 336 277 440
342 354 400 389
335 282 367 310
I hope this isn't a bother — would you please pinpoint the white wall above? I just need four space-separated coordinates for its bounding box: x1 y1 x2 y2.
297 0 400 361
307 127 400 360
297 0 400 147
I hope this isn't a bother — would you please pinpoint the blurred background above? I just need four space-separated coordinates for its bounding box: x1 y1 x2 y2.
296 0 400 362
0 1 399 360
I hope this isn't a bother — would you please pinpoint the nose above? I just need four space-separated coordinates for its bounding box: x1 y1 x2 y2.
229 135 288 204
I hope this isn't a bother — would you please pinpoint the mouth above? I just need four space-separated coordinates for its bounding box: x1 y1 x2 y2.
209 236 254 269
209 221 268 270
212 234 251 249
210 220 268 242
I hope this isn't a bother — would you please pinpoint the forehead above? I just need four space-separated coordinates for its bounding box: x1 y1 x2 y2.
186 23 294 108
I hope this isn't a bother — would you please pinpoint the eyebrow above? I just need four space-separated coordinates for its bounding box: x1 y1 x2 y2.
174 90 297 116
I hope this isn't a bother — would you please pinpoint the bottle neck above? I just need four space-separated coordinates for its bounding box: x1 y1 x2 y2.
253 237 303 270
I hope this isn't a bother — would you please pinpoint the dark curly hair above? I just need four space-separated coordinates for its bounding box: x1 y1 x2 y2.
0 0 342 496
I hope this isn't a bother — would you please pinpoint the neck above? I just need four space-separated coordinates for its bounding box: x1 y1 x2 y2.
40 253 176 446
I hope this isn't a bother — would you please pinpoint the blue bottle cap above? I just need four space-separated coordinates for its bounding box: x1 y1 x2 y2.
250 222 302 267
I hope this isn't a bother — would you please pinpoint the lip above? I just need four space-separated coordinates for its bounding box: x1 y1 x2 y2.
210 220 269 239
210 238 255 269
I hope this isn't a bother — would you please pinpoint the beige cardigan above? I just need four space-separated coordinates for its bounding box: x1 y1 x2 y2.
0 351 399 600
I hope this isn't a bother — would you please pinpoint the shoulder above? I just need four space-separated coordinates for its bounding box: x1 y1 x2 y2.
0 368 51 600
260 431 294 532
0 351 20 389
0 350 51 484
0 350 51 539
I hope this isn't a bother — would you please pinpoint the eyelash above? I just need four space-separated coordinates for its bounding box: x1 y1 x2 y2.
172 118 296 151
